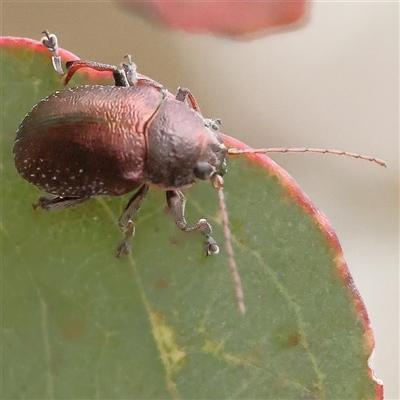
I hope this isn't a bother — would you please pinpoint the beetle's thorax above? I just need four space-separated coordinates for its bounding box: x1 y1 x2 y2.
144 97 227 189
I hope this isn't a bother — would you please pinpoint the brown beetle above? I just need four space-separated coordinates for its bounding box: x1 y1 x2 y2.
13 31 386 313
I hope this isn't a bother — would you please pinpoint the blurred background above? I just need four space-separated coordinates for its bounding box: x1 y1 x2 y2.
2 1 398 398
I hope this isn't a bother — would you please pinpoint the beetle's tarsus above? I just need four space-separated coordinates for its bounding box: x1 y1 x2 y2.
205 237 219 256
41 30 56 49
205 118 221 131
122 54 165 91
116 220 135 257
41 30 64 75
40 29 64 75
32 196 52 210
116 240 130 257
122 54 138 86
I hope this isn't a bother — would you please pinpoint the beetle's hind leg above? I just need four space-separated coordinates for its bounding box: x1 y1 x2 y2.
41 30 165 91
40 30 127 86
166 190 219 255
33 195 89 211
116 184 149 257
64 60 131 87
63 56 164 90
41 30 64 75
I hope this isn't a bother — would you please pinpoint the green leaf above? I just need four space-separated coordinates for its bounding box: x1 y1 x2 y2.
1 37 382 399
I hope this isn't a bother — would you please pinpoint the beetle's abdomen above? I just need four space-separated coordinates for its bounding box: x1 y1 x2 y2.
14 85 163 197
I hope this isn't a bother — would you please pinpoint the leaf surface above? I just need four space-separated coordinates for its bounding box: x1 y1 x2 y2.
1 37 382 399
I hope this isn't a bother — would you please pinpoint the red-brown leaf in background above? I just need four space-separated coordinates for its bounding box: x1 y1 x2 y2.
118 1 307 37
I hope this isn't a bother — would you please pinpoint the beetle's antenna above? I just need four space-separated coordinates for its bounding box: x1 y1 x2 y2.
41 30 64 75
213 175 246 314
228 147 387 167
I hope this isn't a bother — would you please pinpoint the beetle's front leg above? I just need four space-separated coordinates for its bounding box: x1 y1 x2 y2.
166 190 219 255
116 184 149 257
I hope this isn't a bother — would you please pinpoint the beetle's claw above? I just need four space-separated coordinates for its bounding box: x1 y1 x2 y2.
32 196 51 211
41 30 64 75
205 236 219 256
116 241 131 258
41 30 58 52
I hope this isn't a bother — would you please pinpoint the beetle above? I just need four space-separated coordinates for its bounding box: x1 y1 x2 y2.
13 31 386 313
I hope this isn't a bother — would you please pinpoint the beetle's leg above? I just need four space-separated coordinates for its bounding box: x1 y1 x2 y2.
122 54 165 91
138 78 166 92
41 31 123 83
64 58 165 92
166 190 219 255
33 195 88 211
121 54 138 86
41 30 64 75
175 88 222 126
41 31 166 91
64 60 129 87
205 118 222 131
175 87 202 114
116 184 149 257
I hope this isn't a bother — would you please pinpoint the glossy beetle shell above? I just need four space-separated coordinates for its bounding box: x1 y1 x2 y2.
13 84 227 197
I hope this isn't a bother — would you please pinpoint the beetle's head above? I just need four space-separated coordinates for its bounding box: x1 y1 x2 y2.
194 118 228 182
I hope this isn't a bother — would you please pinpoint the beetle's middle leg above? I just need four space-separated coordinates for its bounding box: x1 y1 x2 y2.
33 195 89 211
116 184 149 257
166 190 219 255
175 88 221 130
175 87 202 113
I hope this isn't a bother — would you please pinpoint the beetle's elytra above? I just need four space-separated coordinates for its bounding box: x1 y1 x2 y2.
13 31 386 313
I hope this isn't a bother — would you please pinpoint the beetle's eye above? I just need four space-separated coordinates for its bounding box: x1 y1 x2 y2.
194 162 215 180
